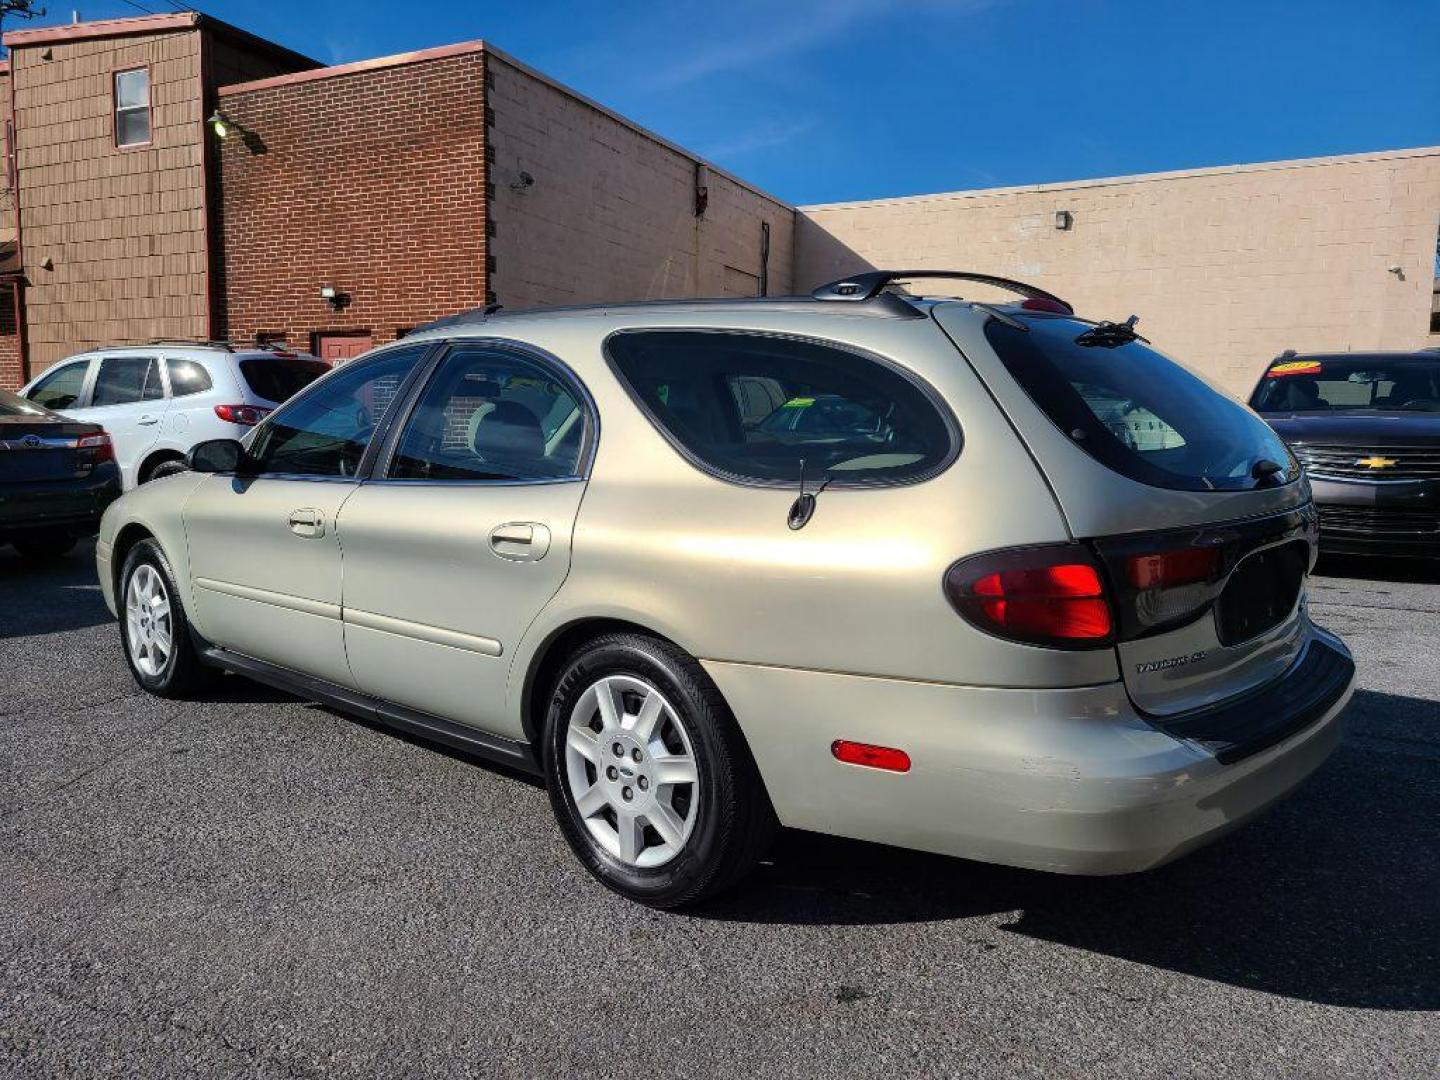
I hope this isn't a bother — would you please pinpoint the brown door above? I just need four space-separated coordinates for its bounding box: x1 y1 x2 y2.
315 333 373 365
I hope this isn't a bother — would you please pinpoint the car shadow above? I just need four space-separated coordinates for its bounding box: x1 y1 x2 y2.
207 671 546 788
698 687 1438 1011
0 541 115 639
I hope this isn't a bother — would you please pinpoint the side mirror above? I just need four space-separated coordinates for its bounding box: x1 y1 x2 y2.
187 438 247 474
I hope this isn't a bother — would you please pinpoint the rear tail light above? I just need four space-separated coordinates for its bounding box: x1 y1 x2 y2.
831 740 911 773
1125 545 1224 627
76 431 114 465
944 545 1114 649
214 404 270 426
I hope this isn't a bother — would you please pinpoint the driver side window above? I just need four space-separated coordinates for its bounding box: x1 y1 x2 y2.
246 347 423 478
388 344 587 482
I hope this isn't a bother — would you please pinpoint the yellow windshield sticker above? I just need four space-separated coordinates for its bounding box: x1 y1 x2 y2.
1266 360 1322 377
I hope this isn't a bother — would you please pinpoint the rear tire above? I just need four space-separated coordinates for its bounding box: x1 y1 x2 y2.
143 457 189 483
12 533 77 561
543 632 776 908
118 538 216 698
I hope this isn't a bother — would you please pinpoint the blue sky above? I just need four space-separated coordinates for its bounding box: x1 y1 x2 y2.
15 0 1440 204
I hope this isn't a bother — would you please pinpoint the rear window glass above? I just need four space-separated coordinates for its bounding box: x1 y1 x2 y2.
606 330 958 485
240 356 330 404
1250 356 1440 413
984 316 1295 492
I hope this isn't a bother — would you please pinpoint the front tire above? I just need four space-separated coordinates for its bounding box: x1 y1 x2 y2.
543 633 776 908
118 539 215 698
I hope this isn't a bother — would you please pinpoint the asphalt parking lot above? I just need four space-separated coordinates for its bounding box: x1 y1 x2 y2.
1 542 1437 1079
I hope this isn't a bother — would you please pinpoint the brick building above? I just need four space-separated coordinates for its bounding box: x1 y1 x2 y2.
0 12 1436 394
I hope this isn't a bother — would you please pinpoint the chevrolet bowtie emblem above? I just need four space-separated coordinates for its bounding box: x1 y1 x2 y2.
1355 456 1397 469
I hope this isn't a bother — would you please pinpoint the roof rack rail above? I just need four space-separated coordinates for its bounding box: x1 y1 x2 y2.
811 270 1073 314
142 339 237 351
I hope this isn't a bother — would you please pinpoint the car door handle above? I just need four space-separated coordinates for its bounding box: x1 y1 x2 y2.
489 522 551 561
288 508 326 539
137 415 160 426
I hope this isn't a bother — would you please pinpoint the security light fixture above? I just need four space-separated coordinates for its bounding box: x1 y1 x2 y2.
1055 210 1073 231
207 110 231 139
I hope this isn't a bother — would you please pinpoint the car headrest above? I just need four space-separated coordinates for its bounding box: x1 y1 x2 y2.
471 400 544 464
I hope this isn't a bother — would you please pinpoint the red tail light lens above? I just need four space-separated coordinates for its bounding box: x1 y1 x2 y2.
76 431 114 464
1126 547 1222 589
831 740 912 773
944 545 1114 648
214 404 270 426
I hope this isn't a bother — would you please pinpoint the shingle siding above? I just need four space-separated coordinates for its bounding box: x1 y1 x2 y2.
11 28 207 370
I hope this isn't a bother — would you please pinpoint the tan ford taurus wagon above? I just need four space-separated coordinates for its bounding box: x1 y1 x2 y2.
97 270 1356 907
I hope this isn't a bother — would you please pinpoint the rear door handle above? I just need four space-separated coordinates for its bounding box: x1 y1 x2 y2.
137 415 160 426
489 522 551 561
288 508 326 539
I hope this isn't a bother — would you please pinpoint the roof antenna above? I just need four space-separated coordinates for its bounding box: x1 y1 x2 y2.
787 458 831 531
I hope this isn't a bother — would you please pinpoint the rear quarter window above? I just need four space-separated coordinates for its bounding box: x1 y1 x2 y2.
605 330 959 486
984 316 1296 492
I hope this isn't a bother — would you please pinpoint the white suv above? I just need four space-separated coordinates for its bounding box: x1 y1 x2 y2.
20 343 329 488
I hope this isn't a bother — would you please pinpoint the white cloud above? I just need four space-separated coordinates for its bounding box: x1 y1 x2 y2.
700 119 817 161
642 0 996 90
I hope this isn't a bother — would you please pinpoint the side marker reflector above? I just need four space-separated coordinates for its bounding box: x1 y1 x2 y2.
831 740 911 773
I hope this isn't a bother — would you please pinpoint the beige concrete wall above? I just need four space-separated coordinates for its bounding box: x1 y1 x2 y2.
797 147 1440 396
11 29 208 371
486 49 793 311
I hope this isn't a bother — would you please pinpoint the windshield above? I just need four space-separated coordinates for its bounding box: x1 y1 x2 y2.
0 388 56 419
240 356 331 404
984 315 1296 492
1250 356 1440 413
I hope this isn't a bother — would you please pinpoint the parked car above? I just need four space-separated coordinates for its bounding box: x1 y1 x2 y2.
20 343 329 489
95 271 1355 907
1 388 120 560
1249 350 1440 557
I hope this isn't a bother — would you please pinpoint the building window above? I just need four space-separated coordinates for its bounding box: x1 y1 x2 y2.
114 68 151 148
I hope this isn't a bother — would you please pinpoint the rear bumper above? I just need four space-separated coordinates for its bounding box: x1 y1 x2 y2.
0 464 122 538
1311 476 1440 557
705 625 1355 875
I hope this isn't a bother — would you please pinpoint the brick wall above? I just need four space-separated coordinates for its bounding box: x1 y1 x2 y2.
486 50 793 310
10 28 209 373
0 285 21 389
216 48 488 352
797 147 1440 397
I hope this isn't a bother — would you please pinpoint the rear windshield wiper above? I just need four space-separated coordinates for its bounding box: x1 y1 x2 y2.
1074 315 1145 348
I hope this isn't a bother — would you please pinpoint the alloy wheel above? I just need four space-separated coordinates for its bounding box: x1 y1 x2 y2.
125 564 173 677
563 674 700 868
